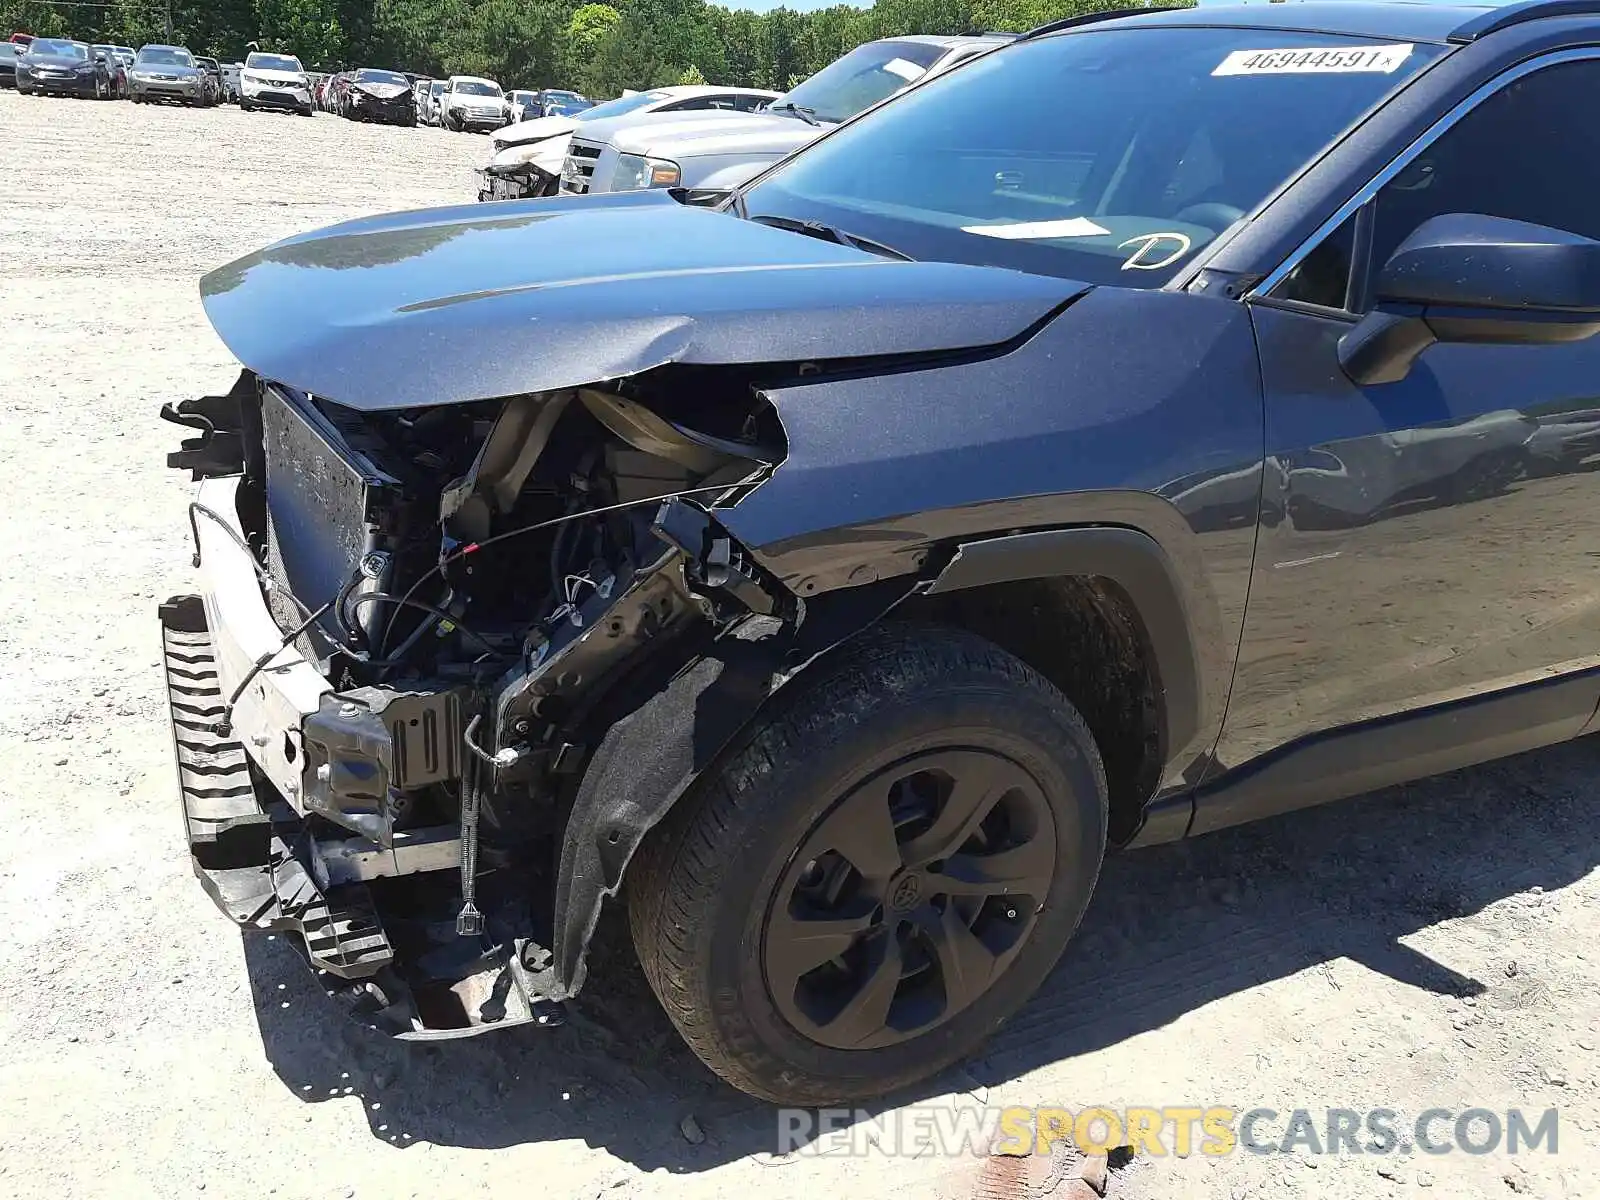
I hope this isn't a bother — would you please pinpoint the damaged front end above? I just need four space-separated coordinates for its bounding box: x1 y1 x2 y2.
161 197 1084 1040
161 367 844 1038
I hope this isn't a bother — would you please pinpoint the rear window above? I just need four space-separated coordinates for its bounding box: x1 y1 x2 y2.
31 39 88 59
139 47 194 66
246 52 302 73
774 40 947 123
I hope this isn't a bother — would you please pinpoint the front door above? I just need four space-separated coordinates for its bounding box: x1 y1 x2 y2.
1213 53 1600 778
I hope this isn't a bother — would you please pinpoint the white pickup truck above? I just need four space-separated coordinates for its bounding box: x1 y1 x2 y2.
477 84 780 201
559 35 1014 203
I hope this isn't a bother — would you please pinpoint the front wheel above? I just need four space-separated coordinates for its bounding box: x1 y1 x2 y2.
627 624 1108 1105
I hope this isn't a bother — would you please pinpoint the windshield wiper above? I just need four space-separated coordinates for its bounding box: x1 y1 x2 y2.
767 101 820 127
747 213 912 262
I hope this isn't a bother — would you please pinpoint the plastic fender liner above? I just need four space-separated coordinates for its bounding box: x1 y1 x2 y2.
927 525 1206 768
549 577 915 997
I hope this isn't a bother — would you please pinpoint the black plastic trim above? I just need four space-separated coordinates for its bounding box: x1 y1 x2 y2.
550 579 917 996
927 526 1203 763
1022 6 1184 39
1449 0 1600 43
1189 668 1600 837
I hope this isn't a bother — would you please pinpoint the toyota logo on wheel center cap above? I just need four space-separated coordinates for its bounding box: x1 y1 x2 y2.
889 872 923 912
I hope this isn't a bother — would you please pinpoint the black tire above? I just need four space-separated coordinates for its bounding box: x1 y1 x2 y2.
627 623 1108 1105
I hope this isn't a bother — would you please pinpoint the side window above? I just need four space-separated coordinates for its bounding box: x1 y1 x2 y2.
1272 213 1358 310
1367 59 1600 294
734 94 767 112
664 98 719 112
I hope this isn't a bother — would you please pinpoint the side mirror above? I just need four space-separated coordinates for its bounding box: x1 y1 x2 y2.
1339 213 1600 385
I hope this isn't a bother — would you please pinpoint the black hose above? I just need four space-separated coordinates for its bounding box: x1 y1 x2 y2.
187 501 315 621
346 592 500 656
213 601 332 737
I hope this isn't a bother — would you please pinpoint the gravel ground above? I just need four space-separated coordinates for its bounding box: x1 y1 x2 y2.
1 90 1597 1200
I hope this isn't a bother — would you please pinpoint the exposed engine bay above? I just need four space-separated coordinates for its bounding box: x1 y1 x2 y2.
162 368 817 1036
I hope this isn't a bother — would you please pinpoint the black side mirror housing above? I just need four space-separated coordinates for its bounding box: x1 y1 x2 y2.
1339 213 1600 385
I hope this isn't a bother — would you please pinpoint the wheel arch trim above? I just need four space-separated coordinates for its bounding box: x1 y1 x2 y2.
925 525 1208 768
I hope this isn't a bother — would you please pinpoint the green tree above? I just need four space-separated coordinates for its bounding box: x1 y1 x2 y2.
563 2 620 78
256 0 345 67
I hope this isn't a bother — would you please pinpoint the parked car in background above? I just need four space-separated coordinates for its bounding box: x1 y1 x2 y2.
222 61 241 103
89 44 127 98
411 77 431 118
561 34 1011 201
537 88 593 117
9 32 33 48
481 84 779 201
0 41 18 88
239 50 312 116
506 89 540 123
194 56 224 106
421 77 447 125
343 67 416 124
16 38 115 99
442 75 507 132
128 44 206 105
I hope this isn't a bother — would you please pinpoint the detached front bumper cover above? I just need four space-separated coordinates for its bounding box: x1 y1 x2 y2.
160 593 565 1038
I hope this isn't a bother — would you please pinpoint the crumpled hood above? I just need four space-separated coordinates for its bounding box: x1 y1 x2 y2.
354 81 408 100
488 137 569 173
494 114 580 149
199 191 1086 411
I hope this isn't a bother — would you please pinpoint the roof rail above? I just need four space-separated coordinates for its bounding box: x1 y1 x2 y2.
1449 0 1600 42
1021 5 1185 39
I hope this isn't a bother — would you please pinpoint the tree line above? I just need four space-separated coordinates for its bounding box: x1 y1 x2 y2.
1 0 1175 96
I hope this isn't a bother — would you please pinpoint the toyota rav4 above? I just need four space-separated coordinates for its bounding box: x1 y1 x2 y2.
161 1 1600 1104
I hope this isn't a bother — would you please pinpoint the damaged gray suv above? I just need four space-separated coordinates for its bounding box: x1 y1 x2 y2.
162 1 1600 1103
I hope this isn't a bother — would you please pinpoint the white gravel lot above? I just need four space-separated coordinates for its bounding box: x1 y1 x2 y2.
1 88 1597 1200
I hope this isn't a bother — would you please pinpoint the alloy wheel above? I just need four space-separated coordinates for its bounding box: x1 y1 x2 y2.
762 748 1057 1051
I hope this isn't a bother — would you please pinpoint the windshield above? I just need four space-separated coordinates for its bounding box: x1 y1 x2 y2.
454 80 501 97
138 47 193 67
572 90 667 122
430 81 445 95
775 40 945 124
30 39 87 59
745 28 1442 287
246 53 301 73
356 68 406 86
510 90 536 103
